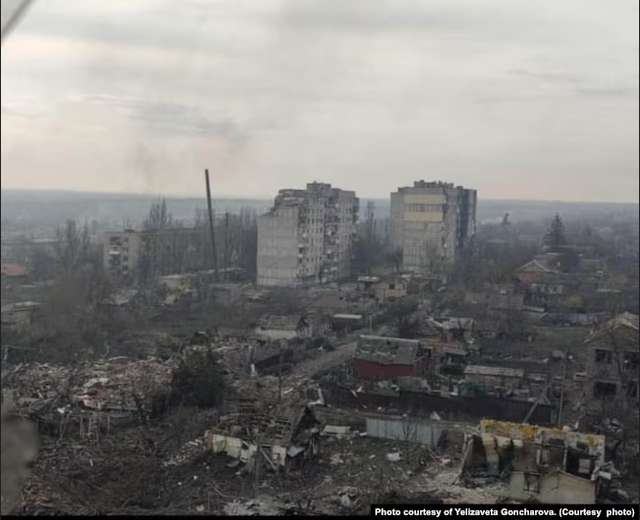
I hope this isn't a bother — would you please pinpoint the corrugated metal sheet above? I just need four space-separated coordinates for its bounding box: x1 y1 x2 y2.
365 416 444 447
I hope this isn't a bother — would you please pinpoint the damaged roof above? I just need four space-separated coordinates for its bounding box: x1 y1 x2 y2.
464 365 524 378
480 419 605 456
257 314 305 330
355 336 422 366
584 311 640 344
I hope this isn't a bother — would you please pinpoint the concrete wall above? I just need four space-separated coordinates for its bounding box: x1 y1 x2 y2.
365 416 445 447
352 359 418 380
257 206 300 286
322 383 555 424
508 471 595 504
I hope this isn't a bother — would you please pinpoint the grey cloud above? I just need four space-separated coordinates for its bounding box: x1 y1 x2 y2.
507 68 581 84
1 0 638 201
78 95 248 143
508 67 638 99
575 85 639 98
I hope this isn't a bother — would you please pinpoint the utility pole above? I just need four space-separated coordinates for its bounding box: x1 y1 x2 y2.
204 169 219 282
278 340 284 402
253 432 261 497
557 344 569 426
224 211 230 280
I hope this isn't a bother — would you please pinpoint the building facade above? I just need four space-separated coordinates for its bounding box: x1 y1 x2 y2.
257 182 358 287
585 312 639 404
390 181 477 272
352 335 431 381
102 230 144 279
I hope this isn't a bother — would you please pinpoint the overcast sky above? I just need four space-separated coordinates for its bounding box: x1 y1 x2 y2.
1 0 638 201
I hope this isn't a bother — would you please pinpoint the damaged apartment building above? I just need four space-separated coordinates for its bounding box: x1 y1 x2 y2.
390 181 477 272
257 182 359 287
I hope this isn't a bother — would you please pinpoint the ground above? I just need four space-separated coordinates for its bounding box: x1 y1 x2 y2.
17 405 501 515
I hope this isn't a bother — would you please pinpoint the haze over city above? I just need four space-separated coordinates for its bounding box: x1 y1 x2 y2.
2 0 639 201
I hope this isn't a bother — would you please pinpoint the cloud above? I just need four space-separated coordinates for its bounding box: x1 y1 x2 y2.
1 0 638 201
77 95 248 143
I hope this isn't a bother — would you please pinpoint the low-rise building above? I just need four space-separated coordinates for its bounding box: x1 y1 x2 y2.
463 365 525 394
255 314 312 340
352 335 432 381
462 419 606 504
585 312 639 404
1 301 42 333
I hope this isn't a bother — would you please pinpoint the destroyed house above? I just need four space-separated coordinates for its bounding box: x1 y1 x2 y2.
250 343 295 375
372 277 408 303
352 335 431 381
255 314 312 340
585 312 639 401
332 313 364 332
429 317 475 342
428 342 468 376
356 275 380 293
1 301 41 331
463 365 525 394
206 405 320 470
462 420 605 504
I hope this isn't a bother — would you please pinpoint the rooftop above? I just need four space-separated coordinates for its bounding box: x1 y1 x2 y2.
355 335 423 366
1 263 28 277
464 365 524 378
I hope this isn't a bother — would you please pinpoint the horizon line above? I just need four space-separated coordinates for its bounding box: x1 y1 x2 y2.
1 187 638 205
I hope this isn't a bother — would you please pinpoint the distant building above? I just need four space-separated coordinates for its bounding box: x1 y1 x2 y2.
1 263 28 279
102 230 144 279
102 228 205 280
585 312 639 403
390 180 477 272
1 301 42 333
257 182 358 287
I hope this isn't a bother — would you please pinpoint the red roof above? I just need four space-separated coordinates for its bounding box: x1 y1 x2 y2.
1 263 28 277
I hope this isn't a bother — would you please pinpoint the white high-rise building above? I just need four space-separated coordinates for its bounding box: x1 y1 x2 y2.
257 182 359 286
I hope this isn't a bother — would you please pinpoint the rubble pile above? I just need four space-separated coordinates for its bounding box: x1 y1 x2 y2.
2 358 177 435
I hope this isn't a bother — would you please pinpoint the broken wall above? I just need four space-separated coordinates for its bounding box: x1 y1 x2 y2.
508 471 595 504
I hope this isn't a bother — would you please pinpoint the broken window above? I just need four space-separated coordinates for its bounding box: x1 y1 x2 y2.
626 381 639 399
523 472 540 493
578 458 593 476
594 349 613 364
623 351 639 371
537 448 550 466
593 381 617 398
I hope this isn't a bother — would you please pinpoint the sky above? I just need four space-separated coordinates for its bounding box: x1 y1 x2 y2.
1 0 638 201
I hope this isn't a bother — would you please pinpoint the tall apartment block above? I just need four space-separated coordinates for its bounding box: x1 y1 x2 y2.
103 230 143 278
257 182 359 286
390 180 477 272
